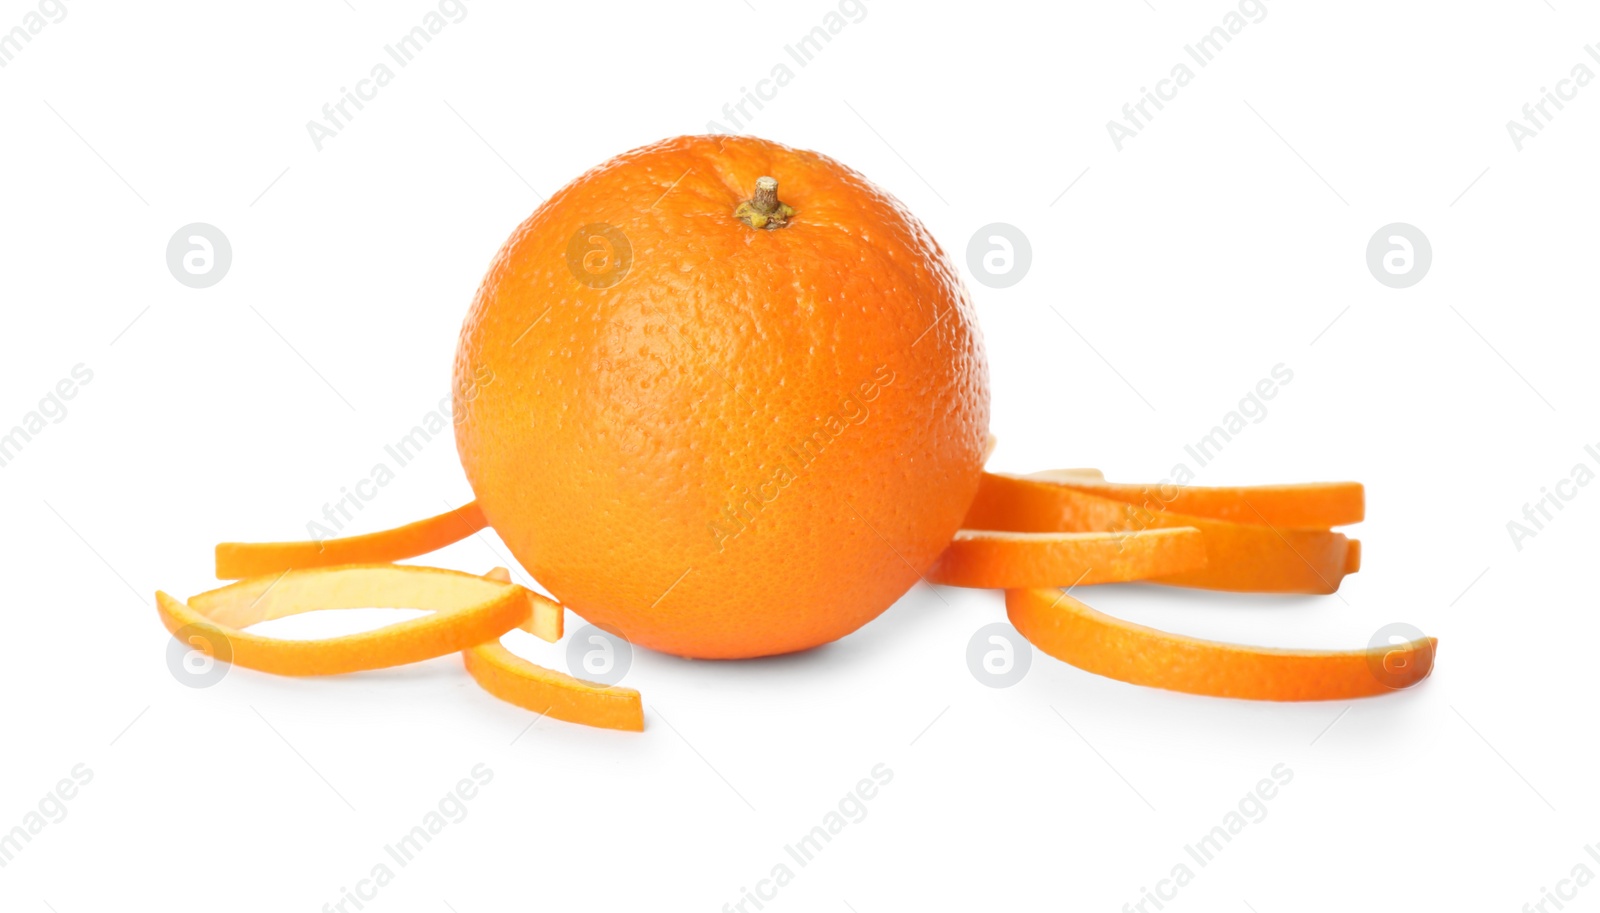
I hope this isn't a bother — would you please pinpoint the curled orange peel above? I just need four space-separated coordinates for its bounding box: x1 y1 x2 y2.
155 563 529 676
1025 471 1364 529
460 568 644 732
517 583 565 643
461 641 644 732
1006 587 1436 700
928 528 1207 589
479 565 565 643
1027 468 1104 481
214 502 488 580
161 458 1423 717
966 472 1359 594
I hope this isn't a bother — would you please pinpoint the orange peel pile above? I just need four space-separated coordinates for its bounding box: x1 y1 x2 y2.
965 472 1362 595
161 559 641 731
157 456 1434 730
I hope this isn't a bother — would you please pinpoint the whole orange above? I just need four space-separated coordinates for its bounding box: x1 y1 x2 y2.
452 135 988 659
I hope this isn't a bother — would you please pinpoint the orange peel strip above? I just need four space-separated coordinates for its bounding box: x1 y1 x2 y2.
214 502 488 580
461 642 645 732
483 567 601 649
460 567 644 732
1026 470 1363 529
156 563 530 676
966 473 1358 594
927 528 1207 589
1006 587 1436 700
478 567 564 642
1027 468 1104 481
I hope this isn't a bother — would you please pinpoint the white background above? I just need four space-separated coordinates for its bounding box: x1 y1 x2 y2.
2 1 1597 910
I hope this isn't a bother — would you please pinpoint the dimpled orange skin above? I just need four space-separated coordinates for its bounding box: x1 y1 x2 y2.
452 136 989 659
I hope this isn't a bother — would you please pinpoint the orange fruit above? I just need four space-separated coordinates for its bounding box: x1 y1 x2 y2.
451 135 988 659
